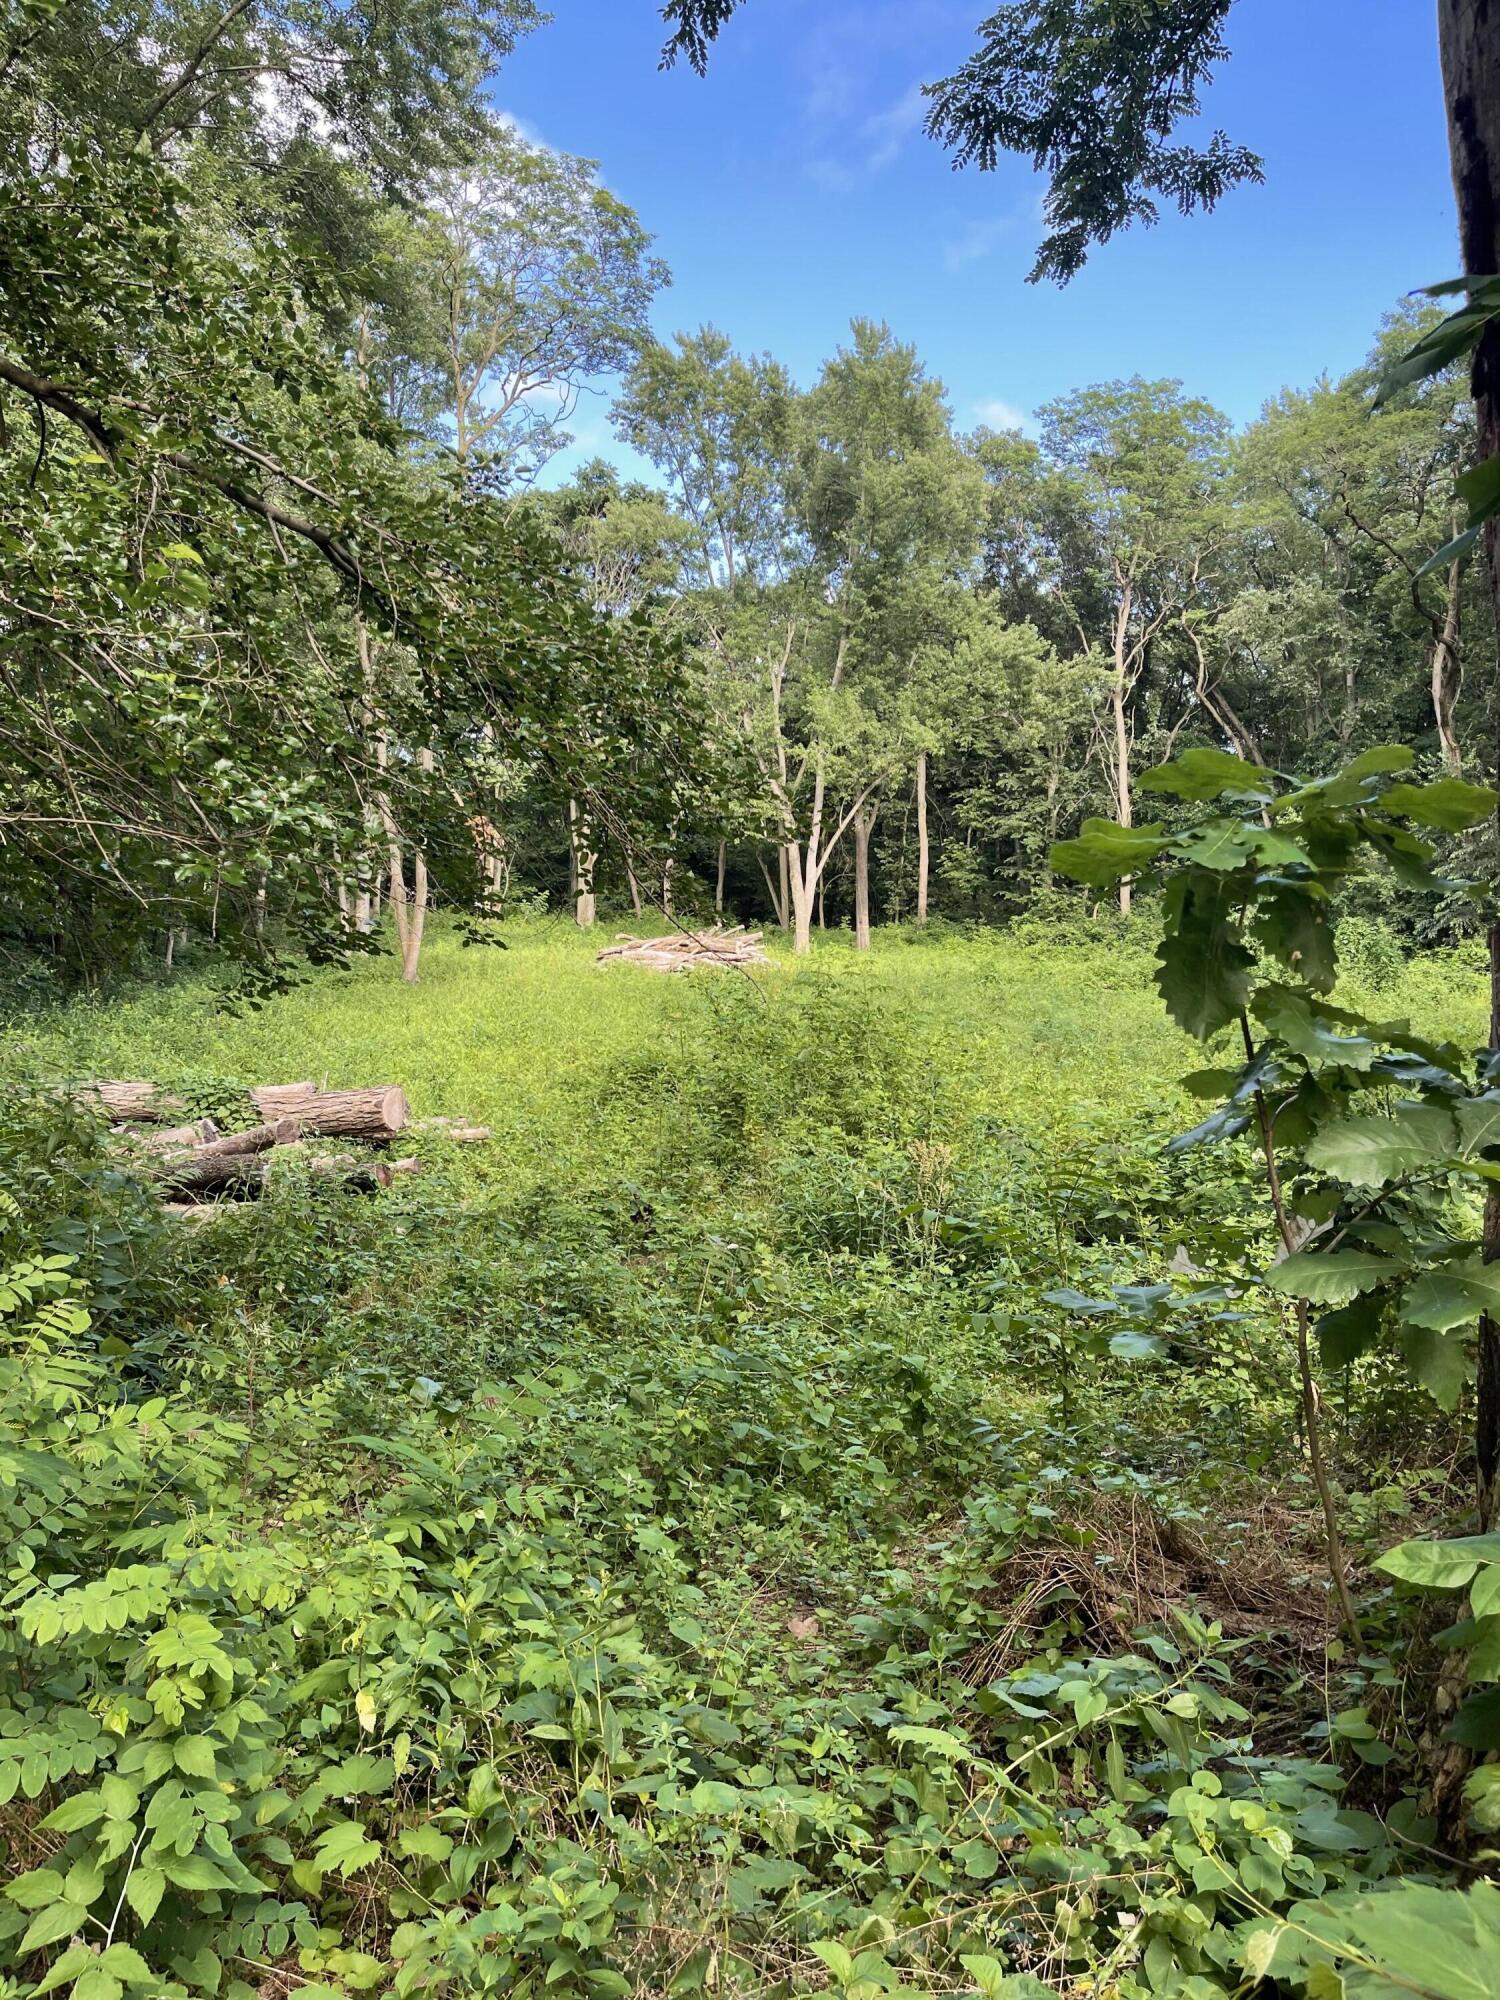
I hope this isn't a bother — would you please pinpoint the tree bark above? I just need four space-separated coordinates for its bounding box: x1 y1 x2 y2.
915 750 930 924
1432 557 1465 771
82 1081 188 1123
1438 0 1500 1524
249 1085 410 1140
852 804 876 951
715 839 726 914
568 799 596 928
154 1119 301 1189
1110 591 1134 918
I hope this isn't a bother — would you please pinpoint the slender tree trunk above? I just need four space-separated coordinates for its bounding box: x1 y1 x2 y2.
1439 0 1500 1524
626 858 643 915
788 857 815 954
817 877 825 930
567 799 596 929
715 840 726 915
778 843 791 932
1109 593 1134 917
852 804 876 951
1433 556 1465 771
662 859 674 918
915 750 930 924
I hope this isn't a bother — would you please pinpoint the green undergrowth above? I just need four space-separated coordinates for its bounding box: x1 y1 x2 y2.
0 923 1491 1999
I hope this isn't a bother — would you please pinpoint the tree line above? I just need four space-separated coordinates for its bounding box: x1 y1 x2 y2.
2 0 1496 988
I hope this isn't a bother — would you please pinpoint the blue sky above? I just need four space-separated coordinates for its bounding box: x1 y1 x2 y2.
495 1 1458 482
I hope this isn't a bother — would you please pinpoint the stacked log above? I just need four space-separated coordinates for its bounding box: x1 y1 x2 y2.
251 1084 410 1139
83 1081 189 1123
76 1079 447 1213
596 925 768 973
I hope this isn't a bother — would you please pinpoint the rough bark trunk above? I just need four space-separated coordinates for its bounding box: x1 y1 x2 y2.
852 805 875 951
154 1119 301 1188
249 1084 410 1140
715 840 726 914
568 799 596 929
1111 647 1133 918
1432 557 1465 771
1439 0 1500 1524
626 860 643 916
83 1081 188 1123
787 846 815 955
915 750 930 924
136 1118 220 1150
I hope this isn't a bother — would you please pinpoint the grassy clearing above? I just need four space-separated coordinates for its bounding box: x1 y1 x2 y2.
0 921 1492 1999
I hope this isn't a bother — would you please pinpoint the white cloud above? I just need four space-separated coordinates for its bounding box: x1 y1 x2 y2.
973 398 1031 433
807 79 926 192
942 215 1014 272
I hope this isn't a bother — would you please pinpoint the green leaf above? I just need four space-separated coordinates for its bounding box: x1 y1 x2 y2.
312 1819 382 1878
19 1898 90 1952
1305 1105 1458 1188
1468 1615 1500 1683
1343 745 1415 779
1254 986 1381 1070
6 1866 65 1909
1454 1094 1500 1159
1253 886 1337 993
173 1735 218 1780
1266 1250 1401 1305
1399 1322 1470 1411
1301 1880 1500 2000
1376 311 1495 402
1317 1294 1387 1370
1401 1268 1482 1333
1050 817 1171 887
1156 894 1255 1040
1138 747 1271 800
1380 778 1498 833
1376 1537 1500 1589
124 1864 165 1927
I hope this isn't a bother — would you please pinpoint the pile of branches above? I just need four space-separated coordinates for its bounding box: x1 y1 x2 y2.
596 925 768 973
79 1080 452 1210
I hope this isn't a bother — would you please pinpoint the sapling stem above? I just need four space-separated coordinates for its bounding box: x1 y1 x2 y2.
1240 1013 1362 1641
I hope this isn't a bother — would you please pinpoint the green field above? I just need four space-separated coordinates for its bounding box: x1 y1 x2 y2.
0 923 1492 1999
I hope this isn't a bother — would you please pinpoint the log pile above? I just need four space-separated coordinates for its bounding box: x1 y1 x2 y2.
74 1080 475 1213
596 925 769 973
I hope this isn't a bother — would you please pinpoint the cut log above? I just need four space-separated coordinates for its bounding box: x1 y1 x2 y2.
249 1085 409 1141
134 1118 220 1150
249 1083 317 1119
448 1125 491 1143
158 1153 266 1195
150 1118 301 1180
81 1081 188 1123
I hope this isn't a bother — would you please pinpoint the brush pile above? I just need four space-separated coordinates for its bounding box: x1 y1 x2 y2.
76 1080 488 1212
596 925 769 973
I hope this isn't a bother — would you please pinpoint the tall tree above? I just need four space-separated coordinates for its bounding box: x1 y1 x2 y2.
420 121 668 484
1037 378 1231 912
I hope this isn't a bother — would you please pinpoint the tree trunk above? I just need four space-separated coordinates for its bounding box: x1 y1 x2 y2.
82 1081 188 1123
715 840 726 914
154 1118 302 1189
1439 0 1500 1524
787 845 815 955
662 858 674 917
853 805 876 951
568 799 596 929
135 1118 220 1150
1433 557 1465 771
249 1084 410 1140
778 843 791 932
1110 643 1133 918
626 859 643 915
915 750 930 924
